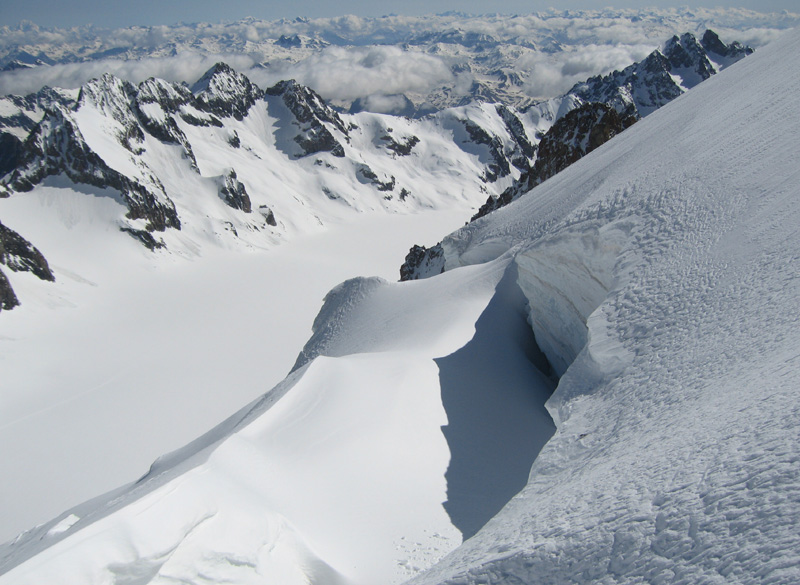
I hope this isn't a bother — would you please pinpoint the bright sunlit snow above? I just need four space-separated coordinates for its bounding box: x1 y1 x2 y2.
1 17 799 585
0 183 472 544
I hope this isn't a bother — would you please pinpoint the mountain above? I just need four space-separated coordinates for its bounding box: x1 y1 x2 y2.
0 64 553 308
1 10 794 114
0 27 754 542
566 29 753 117
404 29 752 267
0 59 558 540
1 21 798 585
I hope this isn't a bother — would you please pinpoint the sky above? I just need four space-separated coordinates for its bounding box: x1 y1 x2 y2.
2 0 798 29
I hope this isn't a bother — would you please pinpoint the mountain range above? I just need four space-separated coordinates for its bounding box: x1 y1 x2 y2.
1 19 799 585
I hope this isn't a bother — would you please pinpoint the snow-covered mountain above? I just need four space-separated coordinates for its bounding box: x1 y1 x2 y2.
0 29 752 310
403 29 751 271
1 19 797 585
1 9 795 113
0 25 757 547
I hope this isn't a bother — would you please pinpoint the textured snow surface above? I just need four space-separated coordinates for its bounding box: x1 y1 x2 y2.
407 27 800 585
2 22 799 585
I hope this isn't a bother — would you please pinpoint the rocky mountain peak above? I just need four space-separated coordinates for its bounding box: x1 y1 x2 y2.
191 62 264 121
78 73 144 152
701 29 754 59
566 29 753 118
265 79 349 136
78 73 137 115
663 31 715 82
136 77 193 112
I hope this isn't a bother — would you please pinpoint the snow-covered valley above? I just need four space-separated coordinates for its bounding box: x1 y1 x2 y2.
0 14 799 585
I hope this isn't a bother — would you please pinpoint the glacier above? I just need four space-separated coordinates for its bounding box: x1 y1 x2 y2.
0 22 799 585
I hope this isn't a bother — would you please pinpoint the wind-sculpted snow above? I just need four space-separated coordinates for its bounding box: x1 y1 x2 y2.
0 254 542 585
1 18 799 585
406 26 800 585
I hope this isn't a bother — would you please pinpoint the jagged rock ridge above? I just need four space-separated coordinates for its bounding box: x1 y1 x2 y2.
0 220 54 311
400 29 752 279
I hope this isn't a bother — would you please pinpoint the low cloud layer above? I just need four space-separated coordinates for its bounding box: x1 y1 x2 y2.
0 8 796 108
252 46 454 102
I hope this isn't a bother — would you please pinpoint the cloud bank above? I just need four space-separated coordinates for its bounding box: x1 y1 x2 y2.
0 8 796 109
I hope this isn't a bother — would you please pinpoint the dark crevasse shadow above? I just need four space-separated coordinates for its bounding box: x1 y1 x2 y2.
436 261 557 540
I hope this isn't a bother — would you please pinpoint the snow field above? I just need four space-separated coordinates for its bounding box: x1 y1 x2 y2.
409 26 800 585
0 180 473 544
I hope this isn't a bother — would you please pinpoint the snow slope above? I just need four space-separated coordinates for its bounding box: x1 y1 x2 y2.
407 25 800 585
0 66 542 541
2 22 799 585
0 189 471 544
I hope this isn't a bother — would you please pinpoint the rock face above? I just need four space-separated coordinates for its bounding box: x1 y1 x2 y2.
0 86 77 139
0 132 25 177
566 29 753 117
471 103 637 220
0 221 54 311
0 269 18 311
2 102 180 232
133 78 198 168
399 243 445 281
265 79 349 158
191 63 264 121
218 169 252 213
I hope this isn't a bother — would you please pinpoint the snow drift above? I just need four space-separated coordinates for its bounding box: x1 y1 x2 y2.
2 23 800 585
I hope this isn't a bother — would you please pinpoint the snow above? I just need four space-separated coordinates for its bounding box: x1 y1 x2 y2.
0 180 473 544
2 22 799 585
406 25 800 585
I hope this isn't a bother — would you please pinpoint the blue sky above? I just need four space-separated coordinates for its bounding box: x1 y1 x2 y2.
2 0 797 28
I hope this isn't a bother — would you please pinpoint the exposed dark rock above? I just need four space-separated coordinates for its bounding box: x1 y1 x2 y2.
295 125 345 158
566 30 753 118
356 164 395 191
218 169 252 213
265 79 348 158
191 63 264 121
496 104 535 159
381 134 419 156
179 111 224 127
0 220 54 281
701 29 754 59
0 268 19 311
266 80 348 135
259 205 277 226
77 74 145 153
472 102 636 221
462 119 509 183
276 34 302 48
120 227 166 250
3 104 180 232
134 78 198 169
0 132 25 177
0 86 77 138
400 243 445 281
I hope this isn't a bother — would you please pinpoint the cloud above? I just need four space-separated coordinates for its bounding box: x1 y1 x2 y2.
0 7 795 105
517 43 654 99
0 53 258 95
250 45 454 102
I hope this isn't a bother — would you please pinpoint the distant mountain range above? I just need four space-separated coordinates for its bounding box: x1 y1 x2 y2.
1 21 798 585
1 9 794 112
0 30 753 311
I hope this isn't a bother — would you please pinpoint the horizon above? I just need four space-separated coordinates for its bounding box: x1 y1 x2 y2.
2 1 799 29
